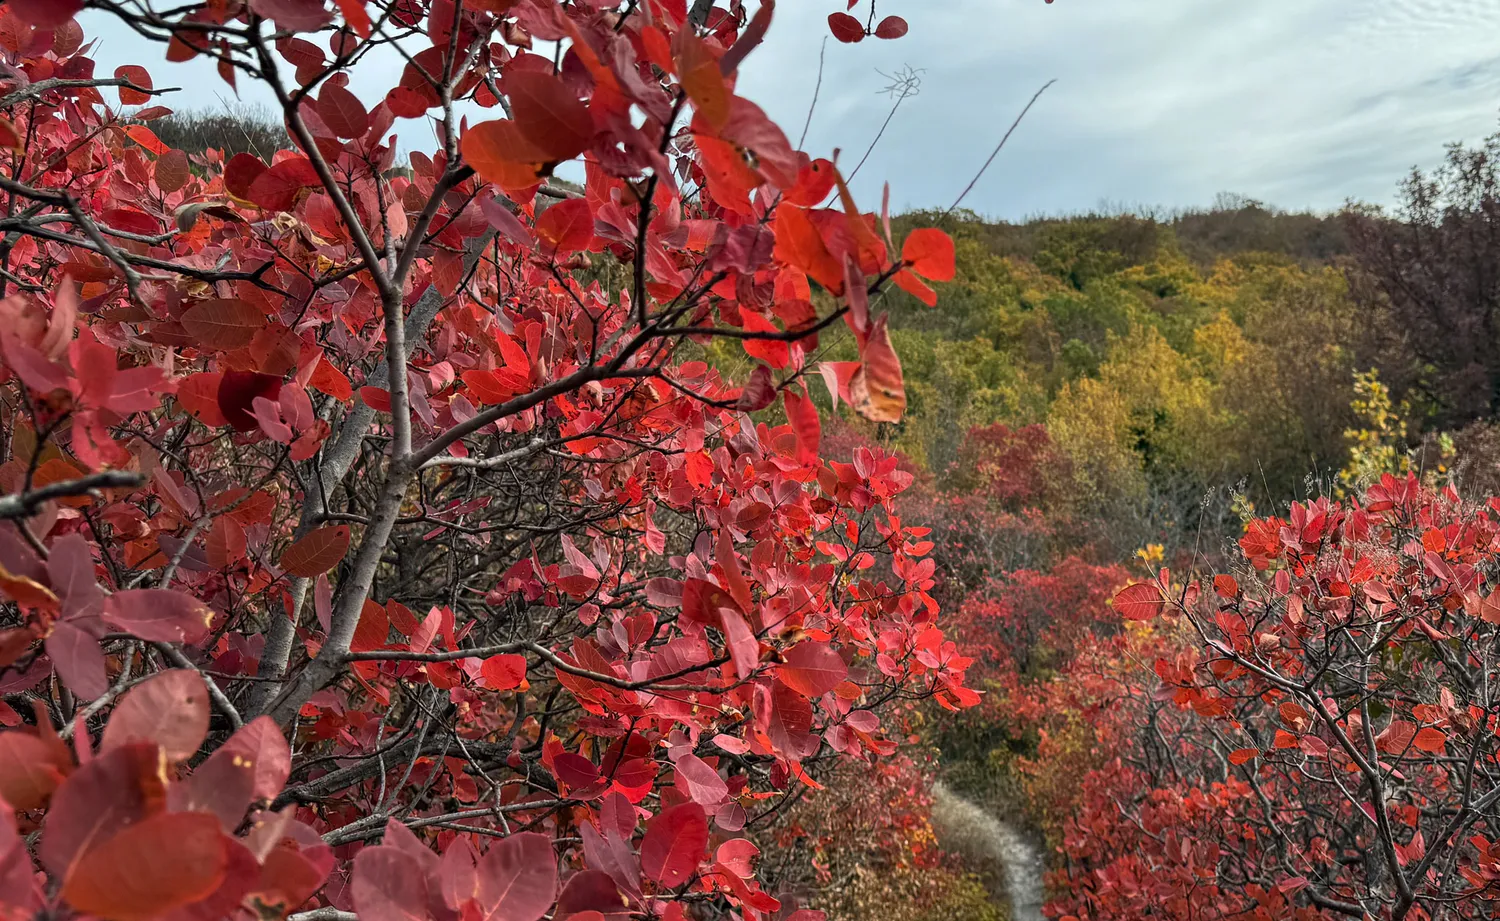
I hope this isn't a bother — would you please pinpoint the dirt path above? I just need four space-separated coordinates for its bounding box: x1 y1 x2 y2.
931 782 1046 921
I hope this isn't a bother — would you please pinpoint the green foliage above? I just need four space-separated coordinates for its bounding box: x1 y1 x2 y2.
141 105 292 158
830 206 1366 559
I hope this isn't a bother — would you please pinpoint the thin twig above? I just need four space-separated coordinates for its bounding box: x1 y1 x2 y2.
944 78 1056 216
798 37 828 150
0 471 145 520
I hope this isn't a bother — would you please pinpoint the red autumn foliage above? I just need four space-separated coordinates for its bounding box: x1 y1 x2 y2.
1041 475 1500 919
0 3 968 920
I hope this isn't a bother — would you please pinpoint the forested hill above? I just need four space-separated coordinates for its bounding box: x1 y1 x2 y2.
812 170 1500 567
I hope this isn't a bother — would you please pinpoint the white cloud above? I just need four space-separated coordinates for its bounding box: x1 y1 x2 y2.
79 0 1500 219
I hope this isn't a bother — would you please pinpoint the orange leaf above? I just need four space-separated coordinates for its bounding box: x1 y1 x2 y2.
307 356 353 401
279 525 351 578
334 0 373 37
1414 727 1447 754
892 268 936 307
675 32 729 130
773 205 842 294
1113 582 1165 621
123 125 168 156
848 315 904 423
61 812 228 921
901 228 955 281
1228 748 1259 765
463 120 548 191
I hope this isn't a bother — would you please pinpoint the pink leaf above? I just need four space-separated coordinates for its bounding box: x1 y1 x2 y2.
352 846 430 921
474 831 556 921
103 589 213 643
674 754 728 807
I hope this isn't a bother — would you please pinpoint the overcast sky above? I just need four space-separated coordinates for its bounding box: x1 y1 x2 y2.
78 0 1500 220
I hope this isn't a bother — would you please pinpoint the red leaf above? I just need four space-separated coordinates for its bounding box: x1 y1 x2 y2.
681 578 741 628
0 731 71 810
223 153 267 202
782 388 821 465
504 70 594 162
181 298 263 350
768 680 817 758
720 0 774 75
9 0 83 28
359 385 392 412
474 832 557 921
553 752 601 793
735 364 777 411
114 65 154 106
535 198 595 257
246 157 321 211
774 204 842 294
556 869 625 917
480 196 535 248
1414 727 1447 754
641 803 708 888
352 846 430 921
318 83 369 139
248 0 334 31
217 371 283 432
61 811 228 921
279 525 351 578
827 11 865 42
307 356 353 401
786 157 836 207
741 311 789 369
1376 719 1417 754
892 268 936 306
40 743 167 885
103 589 213 644
779 641 846 698
874 15 909 38
901 228 955 281
205 515 248 568
100 670 209 763
720 607 759 680
155 149 191 194
1228 748 1259 765
716 839 758 878
1113 582 1165 621
481 654 528 690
